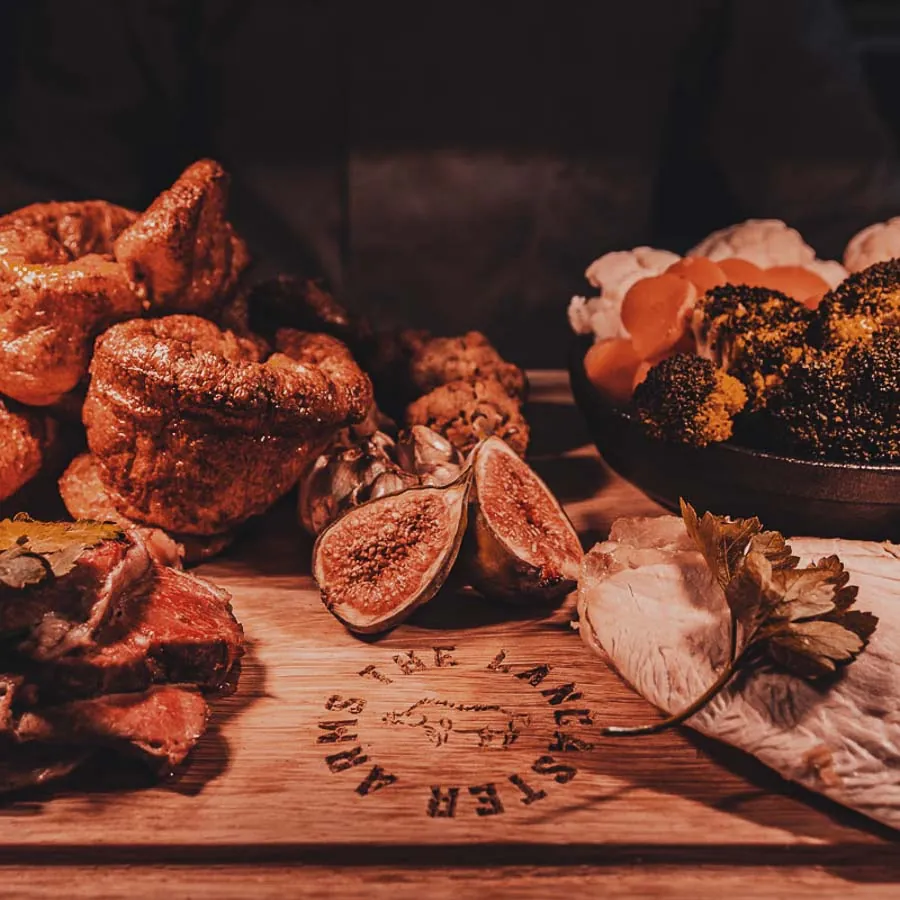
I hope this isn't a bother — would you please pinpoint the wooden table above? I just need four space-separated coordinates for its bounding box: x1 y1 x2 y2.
2 373 899 899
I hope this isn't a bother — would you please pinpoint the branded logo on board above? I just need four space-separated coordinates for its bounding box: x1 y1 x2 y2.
316 646 597 817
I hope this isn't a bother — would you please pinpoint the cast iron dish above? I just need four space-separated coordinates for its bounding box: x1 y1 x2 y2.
568 337 900 541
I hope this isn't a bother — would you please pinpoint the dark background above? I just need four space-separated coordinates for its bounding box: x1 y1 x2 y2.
843 0 900 139
1 0 900 367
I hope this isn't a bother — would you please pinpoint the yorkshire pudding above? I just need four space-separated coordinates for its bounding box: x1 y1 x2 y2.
83 316 373 535
0 398 58 502
113 160 249 316
0 220 142 406
58 453 234 564
0 200 137 258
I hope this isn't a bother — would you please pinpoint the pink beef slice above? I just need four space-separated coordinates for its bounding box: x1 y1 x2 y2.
30 564 244 700
15 685 210 769
0 537 151 659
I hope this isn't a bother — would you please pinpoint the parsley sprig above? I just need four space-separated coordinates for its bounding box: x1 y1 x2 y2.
602 501 878 737
0 515 125 590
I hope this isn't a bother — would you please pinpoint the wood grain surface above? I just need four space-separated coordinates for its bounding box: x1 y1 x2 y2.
2 372 898 898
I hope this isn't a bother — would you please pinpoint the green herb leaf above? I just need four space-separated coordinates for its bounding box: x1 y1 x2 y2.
679 499 762 589
602 502 878 738
768 555 855 622
748 531 799 571
766 619 865 679
0 516 125 589
723 549 780 649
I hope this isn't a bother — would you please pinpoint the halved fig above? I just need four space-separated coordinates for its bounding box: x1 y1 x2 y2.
313 476 470 634
464 436 583 603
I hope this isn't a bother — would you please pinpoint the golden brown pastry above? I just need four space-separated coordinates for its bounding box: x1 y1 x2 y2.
58 453 232 564
406 378 530 456
0 398 58 502
410 331 527 399
0 224 142 406
273 328 375 414
113 160 249 316
83 316 372 535
0 200 136 258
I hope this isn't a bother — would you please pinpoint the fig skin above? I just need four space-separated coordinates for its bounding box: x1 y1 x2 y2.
463 437 583 604
313 475 471 634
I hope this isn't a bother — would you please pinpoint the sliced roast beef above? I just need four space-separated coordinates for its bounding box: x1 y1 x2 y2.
2 532 152 660
0 521 243 793
29 564 244 700
0 744 88 793
15 685 210 769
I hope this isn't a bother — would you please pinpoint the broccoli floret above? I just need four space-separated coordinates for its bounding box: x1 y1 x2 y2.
812 259 900 347
692 285 811 410
764 331 900 462
631 354 748 447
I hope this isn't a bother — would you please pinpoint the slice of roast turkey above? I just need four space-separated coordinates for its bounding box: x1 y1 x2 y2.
577 515 900 830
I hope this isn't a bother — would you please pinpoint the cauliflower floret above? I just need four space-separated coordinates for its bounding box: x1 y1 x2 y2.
567 294 629 341
573 246 679 342
689 219 816 268
844 217 900 273
805 258 848 289
584 246 680 299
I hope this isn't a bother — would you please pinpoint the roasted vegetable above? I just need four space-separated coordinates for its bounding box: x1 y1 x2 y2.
810 259 900 347
406 378 530 456
395 426 463 488
764 332 900 462
630 354 747 447
410 331 527 400
692 285 811 409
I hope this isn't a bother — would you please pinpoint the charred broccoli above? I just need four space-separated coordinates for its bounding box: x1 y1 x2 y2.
631 354 748 447
764 331 900 462
811 259 900 347
692 285 811 410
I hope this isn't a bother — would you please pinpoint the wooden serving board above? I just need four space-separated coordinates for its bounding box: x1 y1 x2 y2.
1 373 898 898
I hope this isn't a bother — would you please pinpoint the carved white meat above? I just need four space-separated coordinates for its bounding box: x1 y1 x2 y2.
577 515 900 830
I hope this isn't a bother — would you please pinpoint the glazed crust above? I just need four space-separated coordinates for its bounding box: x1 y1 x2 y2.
58 453 233 564
406 378 530 456
410 331 528 400
113 159 249 316
90 317 372 435
0 224 142 405
0 398 57 502
84 316 373 534
0 200 136 258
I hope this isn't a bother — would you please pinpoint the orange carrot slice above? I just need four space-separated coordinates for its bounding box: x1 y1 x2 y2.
584 338 644 407
665 257 728 295
621 274 697 360
758 265 830 308
632 360 653 391
717 257 768 286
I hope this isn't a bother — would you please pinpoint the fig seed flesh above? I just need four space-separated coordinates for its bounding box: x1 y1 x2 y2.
313 478 469 633
466 437 582 602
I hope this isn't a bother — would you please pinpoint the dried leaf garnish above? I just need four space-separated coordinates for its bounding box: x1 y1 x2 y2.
602 501 878 737
0 516 125 589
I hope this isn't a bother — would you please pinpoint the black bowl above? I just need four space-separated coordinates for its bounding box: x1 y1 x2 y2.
568 338 900 540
